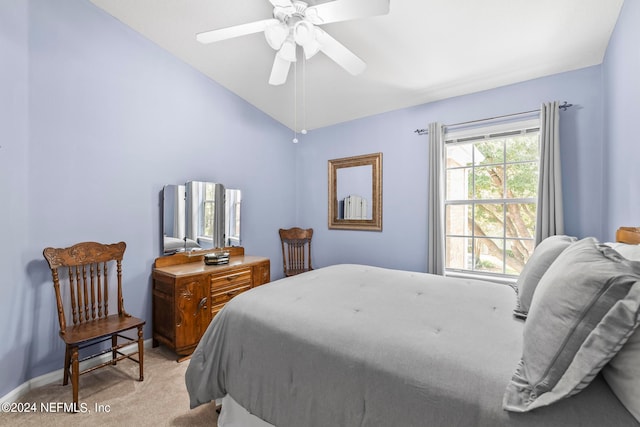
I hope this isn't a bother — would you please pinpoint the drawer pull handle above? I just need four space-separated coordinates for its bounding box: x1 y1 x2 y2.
226 275 240 281
196 297 207 315
226 290 240 297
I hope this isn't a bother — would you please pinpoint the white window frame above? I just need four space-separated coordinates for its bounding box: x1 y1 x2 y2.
443 118 540 281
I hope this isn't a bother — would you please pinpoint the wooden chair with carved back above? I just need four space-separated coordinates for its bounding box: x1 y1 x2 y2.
43 241 144 409
279 227 313 277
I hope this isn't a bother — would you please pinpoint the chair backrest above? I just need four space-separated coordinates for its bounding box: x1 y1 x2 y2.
43 241 127 335
279 228 313 277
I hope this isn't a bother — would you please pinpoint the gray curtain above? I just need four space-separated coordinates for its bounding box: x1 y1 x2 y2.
427 122 445 275
535 101 564 245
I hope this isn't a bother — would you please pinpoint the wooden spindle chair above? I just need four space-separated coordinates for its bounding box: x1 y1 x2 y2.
279 227 313 277
43 241 145 410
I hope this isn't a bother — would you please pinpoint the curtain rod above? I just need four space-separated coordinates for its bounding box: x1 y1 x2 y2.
414 101 573 136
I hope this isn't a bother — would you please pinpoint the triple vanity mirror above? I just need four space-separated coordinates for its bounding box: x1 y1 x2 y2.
328 152 382 231
162 181 241 254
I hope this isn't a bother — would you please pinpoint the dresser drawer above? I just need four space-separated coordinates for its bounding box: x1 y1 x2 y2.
210 268 252 290
210 282 251 306
210 268 253 312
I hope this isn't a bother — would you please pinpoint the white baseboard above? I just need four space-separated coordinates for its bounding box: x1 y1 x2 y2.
0 338 154 404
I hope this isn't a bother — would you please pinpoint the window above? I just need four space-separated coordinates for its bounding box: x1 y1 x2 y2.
444 120 540 278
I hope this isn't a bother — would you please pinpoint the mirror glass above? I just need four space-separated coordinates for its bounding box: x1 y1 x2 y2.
163 184 188 253
328 153 382 231
336 165 373 220
162 181 241 254
225 189 242 247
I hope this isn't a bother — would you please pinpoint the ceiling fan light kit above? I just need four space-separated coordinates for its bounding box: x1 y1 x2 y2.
278 38 298 62
293 20 314 44
196 0 390 85
264 21 289 49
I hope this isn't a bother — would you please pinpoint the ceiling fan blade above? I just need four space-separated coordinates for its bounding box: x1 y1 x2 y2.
269 0 294 7
269 54 292 85
307 0 390 25
197 18 278 44
315 28 366 76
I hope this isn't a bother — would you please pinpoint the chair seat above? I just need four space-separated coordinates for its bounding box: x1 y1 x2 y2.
60 314 145 345
285 268 309 277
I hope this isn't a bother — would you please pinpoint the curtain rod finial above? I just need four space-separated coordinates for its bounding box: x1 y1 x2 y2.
559 101 573 111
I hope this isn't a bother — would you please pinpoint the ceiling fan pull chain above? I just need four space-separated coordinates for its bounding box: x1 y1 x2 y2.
301 55 307 135
293 58 299 143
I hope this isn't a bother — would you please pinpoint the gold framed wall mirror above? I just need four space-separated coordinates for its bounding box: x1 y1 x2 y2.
328 152 382 231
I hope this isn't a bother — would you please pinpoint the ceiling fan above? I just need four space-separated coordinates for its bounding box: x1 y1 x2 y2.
196 0 390 85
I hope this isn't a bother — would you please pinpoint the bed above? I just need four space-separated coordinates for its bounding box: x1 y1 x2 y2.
186 228 640 427
163 236 201 254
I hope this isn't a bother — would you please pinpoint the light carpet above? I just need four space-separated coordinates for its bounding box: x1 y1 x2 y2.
0 346 217 426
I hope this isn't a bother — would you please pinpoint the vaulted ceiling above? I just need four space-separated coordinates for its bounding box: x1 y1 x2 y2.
90 0 624 131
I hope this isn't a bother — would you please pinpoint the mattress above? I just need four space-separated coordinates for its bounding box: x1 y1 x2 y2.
185 264 637 427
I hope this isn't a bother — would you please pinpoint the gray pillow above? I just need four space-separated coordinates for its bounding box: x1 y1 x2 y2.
514 235 576 319
503 237 640 412
601 243 640 422
605 242 640 262
602 325 640 422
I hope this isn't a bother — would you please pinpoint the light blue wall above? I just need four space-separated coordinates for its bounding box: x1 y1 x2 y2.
604 0 640 233
296 66 606 272
0 0 30 399
0 0 295 398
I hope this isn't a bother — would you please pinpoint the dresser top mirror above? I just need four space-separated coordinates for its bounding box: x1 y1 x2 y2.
162 181 241 255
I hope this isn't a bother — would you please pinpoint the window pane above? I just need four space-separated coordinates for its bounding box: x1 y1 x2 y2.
446 144 473 167
475 139 504 165
474 166 503 199
474 238 504 273
446 236 472 270
505 239 535 275
446 204 471 235
505 203 536 238
446 168 472 200
203 201 215 237
474 204 504 238
506 162 538 198
506 134 539 162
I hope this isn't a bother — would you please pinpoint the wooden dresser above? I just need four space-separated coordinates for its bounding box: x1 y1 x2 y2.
152 247 270 360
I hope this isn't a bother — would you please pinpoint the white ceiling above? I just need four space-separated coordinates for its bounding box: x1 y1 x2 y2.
89 0 623 131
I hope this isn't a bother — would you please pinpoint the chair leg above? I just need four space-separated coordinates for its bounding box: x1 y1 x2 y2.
137 326 144 381
70 346 79 410
63 345 71 386
112 334 117 365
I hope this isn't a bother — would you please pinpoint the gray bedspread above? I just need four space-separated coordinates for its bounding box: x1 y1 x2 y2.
186 264 637 427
